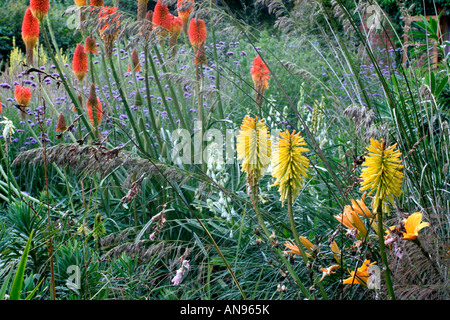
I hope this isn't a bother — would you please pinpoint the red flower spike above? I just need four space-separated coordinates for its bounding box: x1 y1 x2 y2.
131 49 141 73
72 43 89 82
250 56 270 91
14 85 32 106
30 0 49 22
22 8 40 66
84 36 98 54
152 0 171 30
188 18 207 50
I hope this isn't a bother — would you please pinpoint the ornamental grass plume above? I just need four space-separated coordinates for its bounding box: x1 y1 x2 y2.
271 130 309 206
98 6 120 59
360 138 404 212
137 0 149 20
188 18 207 53
30 0 49 22
72 43 89 82
177 0 194 35
87 83 103 127
84 36 98 54
236 115 271 200
251 56 270 112
22 7 40 66
342 259 376 287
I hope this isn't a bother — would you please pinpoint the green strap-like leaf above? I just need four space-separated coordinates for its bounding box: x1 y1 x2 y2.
9 230 34 300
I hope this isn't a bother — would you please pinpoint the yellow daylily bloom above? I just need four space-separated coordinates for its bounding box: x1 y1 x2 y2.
350 192 373 218
334 206 368 238
342 259 376 287
402 212 429 241
330 240 341 264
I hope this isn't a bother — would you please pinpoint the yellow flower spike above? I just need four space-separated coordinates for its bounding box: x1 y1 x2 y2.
236 115 271 190
330 240 341 264
271 130 309 206
360 138 404 211
350 192 373 218
342 259 376 287
401 212 430 241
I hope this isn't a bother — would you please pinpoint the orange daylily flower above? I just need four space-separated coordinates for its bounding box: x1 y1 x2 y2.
342 259 376 287
402 212 429 241
319 264 340 282
284 236 316 258
350 192 373 218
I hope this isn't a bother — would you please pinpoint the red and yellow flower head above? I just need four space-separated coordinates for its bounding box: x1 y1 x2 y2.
30 0 49 22
14 85 32 106
188 18 207 51
251 56 270 91
72 43 89 82
152 0 172 30
22 8 40 52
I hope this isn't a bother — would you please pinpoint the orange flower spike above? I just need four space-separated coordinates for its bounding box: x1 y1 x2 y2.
56 113 67 132
251 56 270 91
169 15 183 38
98 6 120 58
14 85 32 106
30 0 49 22
177 0 194 34
194 43 207 65
22 8 40 66
85 36 98 54
74 0 87 6
188 18 207 51
72 43 89 83
152 0 171 30
86 84 103 126
145 10 153 24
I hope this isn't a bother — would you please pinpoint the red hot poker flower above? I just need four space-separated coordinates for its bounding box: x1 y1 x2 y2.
251 56 270 91
84 36 98 54
98 6 120 58
152 0 171 30
22 8 40 66
56 113 67 132
177 0 194 35
30 0 49 22
14 85 32 106
72 43 89 82
129 49 141 73
87 84 103 127
188 18 207 51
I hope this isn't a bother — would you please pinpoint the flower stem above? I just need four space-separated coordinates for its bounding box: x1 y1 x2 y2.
376 202 396 300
